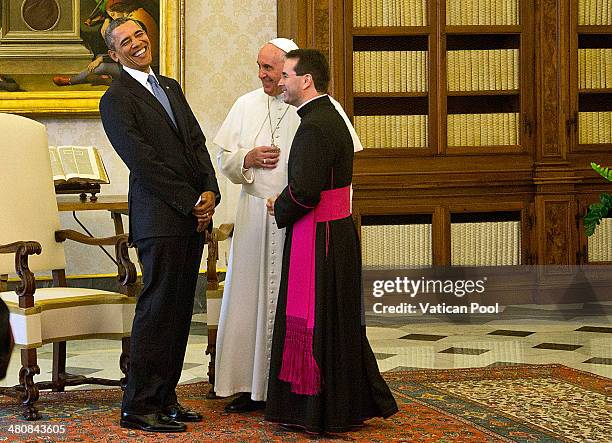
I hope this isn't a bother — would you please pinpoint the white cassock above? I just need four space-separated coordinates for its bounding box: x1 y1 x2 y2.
213 88 362 400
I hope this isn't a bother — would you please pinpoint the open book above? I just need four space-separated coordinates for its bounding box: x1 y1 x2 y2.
49 146 109 185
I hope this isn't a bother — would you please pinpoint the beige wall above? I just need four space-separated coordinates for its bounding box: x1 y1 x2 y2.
37 0 277 276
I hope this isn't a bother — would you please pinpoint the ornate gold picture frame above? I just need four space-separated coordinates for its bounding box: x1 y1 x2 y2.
0 0 184 116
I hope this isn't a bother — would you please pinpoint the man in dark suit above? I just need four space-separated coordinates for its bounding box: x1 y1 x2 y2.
99 17 220 433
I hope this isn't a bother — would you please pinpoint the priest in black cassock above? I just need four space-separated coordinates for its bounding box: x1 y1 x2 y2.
265 49 398 433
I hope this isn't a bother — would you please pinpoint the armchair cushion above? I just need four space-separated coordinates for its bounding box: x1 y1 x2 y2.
0 114 65 274
1 288 135 348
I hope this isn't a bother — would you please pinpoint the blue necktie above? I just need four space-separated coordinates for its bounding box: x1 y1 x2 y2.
147 74 177 128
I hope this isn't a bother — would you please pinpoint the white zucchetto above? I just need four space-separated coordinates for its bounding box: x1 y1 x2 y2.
268 38 299 54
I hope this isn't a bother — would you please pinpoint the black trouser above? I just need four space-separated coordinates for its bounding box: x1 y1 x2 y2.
122 233 205 415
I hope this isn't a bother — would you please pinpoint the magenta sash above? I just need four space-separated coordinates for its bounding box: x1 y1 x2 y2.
279 185 351 395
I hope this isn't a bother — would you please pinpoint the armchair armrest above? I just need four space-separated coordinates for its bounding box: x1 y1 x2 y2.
0 241 41 305
54 230 137 289
216 224 234 242
55 229 125 246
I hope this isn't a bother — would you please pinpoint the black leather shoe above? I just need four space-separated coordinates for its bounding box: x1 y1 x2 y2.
224 392 266 413
163 403 203 422
120 412 187 432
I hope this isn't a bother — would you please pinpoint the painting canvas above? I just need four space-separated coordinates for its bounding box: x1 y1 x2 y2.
0 0 183 115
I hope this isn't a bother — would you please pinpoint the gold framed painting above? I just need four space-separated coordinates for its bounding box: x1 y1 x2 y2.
0 0 184 116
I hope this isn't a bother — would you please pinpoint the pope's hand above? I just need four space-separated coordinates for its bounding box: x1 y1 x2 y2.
266 195 278 216
244 146 280 169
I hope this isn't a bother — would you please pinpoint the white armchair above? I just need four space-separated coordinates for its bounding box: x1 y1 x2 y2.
0 113 137 420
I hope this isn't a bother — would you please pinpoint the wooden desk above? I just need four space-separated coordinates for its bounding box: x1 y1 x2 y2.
57 194 128 235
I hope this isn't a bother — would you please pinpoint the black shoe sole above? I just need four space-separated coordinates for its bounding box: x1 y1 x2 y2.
166 415 203 422
120 419 186 433
224 404 266 413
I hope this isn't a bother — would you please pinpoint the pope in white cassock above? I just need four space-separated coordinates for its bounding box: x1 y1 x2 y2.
213 38 362 413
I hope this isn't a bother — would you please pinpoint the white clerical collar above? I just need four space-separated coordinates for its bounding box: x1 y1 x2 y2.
123 65 154 89
296 94 328 112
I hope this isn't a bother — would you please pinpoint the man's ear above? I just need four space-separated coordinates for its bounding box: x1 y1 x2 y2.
108 49 119 63
303 73 313 90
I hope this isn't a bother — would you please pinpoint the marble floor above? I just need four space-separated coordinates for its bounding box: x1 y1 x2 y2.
1 302 610 392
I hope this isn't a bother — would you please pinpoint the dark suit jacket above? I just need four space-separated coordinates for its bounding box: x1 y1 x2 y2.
100 69 220 242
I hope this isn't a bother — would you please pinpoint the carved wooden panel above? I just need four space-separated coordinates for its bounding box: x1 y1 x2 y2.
541 200 572 265
537 0 563 159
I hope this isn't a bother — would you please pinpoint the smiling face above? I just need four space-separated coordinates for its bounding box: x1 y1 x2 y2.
278 57 305 107
107 20 152 72
257 43 285 97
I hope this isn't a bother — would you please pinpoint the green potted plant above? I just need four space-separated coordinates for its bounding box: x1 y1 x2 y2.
584 163 612 236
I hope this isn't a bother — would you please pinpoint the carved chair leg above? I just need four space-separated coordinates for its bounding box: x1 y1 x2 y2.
205 328 218 399
52 341 66 392
120 336 130 390
19 348 40 421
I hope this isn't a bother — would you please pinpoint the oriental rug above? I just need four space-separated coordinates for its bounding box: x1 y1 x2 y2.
0 364 608 442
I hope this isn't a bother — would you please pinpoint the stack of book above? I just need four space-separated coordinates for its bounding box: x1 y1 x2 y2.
447 49 520 91
588 218 612 262
578 0 612 25
362 224 432 267
354 115 428 148
579 111 612 144
451 221 521 266
353 51 428 93
578 48 612 89
447 113 519 146
353 0 428 27
446 0 519 25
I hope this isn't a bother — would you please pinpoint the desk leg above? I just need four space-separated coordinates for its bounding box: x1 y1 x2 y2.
110 211 125 235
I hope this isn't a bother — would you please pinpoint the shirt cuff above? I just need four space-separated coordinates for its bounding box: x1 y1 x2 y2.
241 166 254 183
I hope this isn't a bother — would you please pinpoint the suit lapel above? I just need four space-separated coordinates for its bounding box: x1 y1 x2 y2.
119 70 181 138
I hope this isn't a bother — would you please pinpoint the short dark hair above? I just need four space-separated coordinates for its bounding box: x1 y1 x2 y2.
104 17 143 50
285 49 330 93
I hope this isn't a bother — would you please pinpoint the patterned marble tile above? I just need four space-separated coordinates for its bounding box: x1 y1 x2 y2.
374 353 397 360
366 326 410 340
399 333 447 341
189 321 208 336
2 307 610 392
533 343 583 351
583 357 612 365
182 362 203 371
487 329 535 337
37 351 78 360
439 347 490 355
575 326 612 333
64 367 102 376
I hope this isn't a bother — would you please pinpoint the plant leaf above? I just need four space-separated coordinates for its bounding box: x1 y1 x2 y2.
591 162 612 182
584 194 612 236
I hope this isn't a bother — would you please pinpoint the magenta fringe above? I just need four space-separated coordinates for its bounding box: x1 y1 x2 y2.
279 316 321 395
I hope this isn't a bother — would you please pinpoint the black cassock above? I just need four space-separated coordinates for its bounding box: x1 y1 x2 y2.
265 96 398 433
